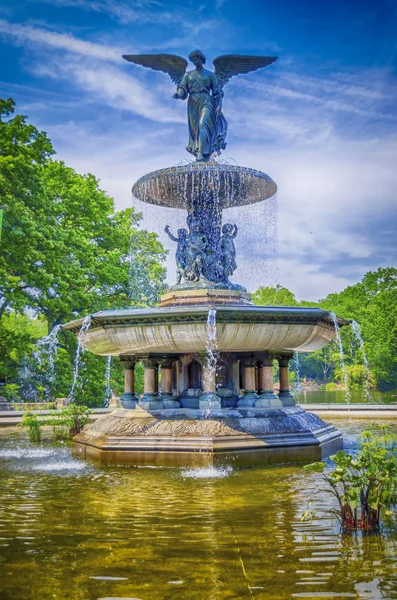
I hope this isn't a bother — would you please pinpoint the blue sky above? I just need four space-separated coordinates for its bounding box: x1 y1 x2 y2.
0 0 396 299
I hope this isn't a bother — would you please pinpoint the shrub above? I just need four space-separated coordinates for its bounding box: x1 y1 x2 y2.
20 412 42 443
49 404 91 437
303 425 397 531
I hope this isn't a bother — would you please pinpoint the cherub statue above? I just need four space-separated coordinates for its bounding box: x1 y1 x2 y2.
220 223 238 281
184 218 208 282
123 50 277 162
164 225 188 284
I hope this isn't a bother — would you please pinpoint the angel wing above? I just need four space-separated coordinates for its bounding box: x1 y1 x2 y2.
213 55 277 87
122 54 188 85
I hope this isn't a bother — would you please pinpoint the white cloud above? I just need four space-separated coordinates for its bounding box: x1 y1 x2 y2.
31 0 170 24
0 19 124 61
33 57 185 123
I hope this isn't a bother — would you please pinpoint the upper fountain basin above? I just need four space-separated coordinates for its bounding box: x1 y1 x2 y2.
132 162 277 209
62 305 349 357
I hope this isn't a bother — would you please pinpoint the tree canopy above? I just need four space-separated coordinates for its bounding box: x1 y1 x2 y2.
0 97 166 403
252 268 397 391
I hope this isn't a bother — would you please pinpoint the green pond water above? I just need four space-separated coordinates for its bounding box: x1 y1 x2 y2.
297 389 397 405
1 420 397 600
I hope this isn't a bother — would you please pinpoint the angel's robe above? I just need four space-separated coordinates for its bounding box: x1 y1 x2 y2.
177 68 227 160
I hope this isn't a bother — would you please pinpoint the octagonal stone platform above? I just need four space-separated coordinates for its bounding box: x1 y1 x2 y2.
72 406 343 467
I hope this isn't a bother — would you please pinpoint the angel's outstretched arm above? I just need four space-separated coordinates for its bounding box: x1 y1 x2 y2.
165 225 179 242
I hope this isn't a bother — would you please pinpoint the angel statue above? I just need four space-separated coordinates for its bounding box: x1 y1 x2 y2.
123 50 277 162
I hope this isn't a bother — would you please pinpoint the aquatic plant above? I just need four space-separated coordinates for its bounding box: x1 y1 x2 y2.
303 425 397 531
20 412 42 443
56 404 91 437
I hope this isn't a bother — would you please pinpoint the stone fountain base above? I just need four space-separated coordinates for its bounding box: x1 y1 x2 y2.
72 406 342 467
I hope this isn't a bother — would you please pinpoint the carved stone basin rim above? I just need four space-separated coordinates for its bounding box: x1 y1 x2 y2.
62 305 350 356
62 305 349 334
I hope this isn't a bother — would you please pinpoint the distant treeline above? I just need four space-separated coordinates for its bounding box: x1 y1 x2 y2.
252 272 397 391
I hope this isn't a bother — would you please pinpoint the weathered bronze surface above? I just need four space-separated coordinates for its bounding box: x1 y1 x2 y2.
123 50 277 161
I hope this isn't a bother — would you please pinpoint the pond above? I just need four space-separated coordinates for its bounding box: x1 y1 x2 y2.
297 389 397 405
1 420 397 600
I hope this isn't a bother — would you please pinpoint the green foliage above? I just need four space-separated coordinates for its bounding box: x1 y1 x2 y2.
252 284 298 306
20 412 41 443
253 267 397 391
0 313 47 387
319 267 397 391
0 98 167 405
48 404 91 437
303 425 397 531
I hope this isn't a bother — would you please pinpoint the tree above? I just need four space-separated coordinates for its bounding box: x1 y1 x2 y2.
252 269 397 391
320 268 397 390
0 98 167 404
0 97 54 317
252 284 298 306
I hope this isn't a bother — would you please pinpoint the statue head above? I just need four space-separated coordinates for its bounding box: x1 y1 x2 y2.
222 223 234 235
178 228 188 239
189 49 206 67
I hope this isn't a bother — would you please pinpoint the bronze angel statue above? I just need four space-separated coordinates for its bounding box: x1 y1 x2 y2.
123 50 277 162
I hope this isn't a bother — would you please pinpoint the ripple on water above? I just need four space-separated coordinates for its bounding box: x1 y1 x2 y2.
181 466 233 479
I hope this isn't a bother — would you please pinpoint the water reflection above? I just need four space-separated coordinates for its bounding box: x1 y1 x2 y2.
0 424 397 599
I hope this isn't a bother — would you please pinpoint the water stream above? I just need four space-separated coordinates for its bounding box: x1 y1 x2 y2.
104 355 112 407
19 324 62 402
68 315 91 403
293 350 302 401
329 311 351 404
351 320 372 403
202 307 219 417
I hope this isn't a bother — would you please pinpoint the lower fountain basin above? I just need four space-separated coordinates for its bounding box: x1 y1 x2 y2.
72 406 343 467
62 305 349 356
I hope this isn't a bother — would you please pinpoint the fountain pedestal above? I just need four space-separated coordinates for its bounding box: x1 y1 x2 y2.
62 158 349 466
72 405 343 467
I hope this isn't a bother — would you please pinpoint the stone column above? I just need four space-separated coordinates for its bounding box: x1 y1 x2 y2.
199 354 221 410
139 358 163 410
278 355 295 407
120 358 139 409
159 359 180 409
237 358 258 407
256 356 281 408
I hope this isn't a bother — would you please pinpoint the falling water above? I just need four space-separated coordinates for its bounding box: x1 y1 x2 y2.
19 324 62 402
202 308 219 417
128 231 141 306
329 312 351 404
68 316 91 404
351 320 372 403
294 351 301 383
36 324 62 386
263 193 279 287
104 355 112 407
293 351 302 401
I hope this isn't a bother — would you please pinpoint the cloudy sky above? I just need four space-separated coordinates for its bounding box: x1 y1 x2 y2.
0 0 396 300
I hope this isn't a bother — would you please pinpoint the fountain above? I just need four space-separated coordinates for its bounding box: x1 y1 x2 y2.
63 49 349 466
